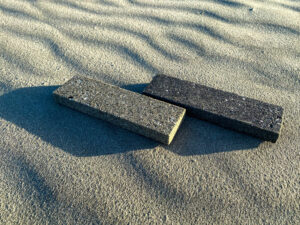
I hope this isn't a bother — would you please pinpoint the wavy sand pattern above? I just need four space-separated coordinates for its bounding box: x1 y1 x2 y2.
0 0 299 224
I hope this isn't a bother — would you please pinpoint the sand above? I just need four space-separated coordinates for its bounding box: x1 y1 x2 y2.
0 0 299 224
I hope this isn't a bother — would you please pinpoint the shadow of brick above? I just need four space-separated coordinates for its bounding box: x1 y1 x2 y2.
0 85 261 157
0 86 157 156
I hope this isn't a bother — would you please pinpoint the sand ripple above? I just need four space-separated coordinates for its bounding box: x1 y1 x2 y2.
0 0 299 224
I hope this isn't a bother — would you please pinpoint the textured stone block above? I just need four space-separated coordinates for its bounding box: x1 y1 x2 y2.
143 74 283 142
53 76 185 145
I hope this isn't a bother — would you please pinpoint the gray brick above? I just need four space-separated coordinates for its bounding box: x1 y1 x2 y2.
143 74 283 142
53 76 186 145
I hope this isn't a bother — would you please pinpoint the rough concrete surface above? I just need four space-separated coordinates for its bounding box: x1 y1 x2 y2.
143 74 283 142
53 76 185 144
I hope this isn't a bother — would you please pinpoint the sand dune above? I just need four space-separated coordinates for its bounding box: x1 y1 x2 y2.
0 0 299 224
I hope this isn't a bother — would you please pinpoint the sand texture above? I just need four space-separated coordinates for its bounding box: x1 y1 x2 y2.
0 0 299 224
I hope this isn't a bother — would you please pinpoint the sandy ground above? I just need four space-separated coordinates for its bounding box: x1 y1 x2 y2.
0 0 299 224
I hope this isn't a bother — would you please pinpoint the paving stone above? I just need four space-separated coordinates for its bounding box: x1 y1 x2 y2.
53 76 186 145
143 74 283 142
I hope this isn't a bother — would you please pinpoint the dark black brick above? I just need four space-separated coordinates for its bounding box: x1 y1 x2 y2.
143 74 283 142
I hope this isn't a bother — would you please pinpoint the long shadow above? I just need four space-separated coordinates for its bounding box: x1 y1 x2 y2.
0 86 157 157
0 84 261 157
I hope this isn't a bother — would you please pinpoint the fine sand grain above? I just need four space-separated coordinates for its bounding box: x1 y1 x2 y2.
0 0 299 224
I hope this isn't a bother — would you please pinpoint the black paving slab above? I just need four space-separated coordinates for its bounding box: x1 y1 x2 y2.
143 74 283 142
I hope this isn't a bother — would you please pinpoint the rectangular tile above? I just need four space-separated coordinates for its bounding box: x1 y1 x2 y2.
53 76 186 145
143 74 283 142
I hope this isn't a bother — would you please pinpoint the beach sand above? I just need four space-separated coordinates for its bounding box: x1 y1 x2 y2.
0 0 299 224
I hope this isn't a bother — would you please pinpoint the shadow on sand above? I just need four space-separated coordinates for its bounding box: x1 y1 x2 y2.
0 84 262 156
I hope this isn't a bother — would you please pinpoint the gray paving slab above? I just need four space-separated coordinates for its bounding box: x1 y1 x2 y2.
143 74 283 142
53 76 186 145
